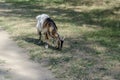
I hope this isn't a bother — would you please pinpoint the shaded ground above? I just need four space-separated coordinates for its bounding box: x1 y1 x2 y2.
0 0 120 80
0 28 57 80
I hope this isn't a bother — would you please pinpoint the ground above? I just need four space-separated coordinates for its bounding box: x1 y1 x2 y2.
0 28 57 80
0 0 120 80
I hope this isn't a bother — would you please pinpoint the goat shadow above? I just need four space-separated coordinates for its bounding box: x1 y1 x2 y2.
23 37 60 51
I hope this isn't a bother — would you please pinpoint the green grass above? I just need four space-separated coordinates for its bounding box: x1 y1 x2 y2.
0 0 120 80
0 59 6 64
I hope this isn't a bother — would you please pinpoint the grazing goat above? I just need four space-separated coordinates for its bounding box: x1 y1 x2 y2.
36 14 64 49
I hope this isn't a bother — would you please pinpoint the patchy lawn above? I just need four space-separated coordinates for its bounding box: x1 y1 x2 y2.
0 0 120 80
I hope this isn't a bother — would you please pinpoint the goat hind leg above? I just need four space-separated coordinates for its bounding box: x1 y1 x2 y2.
45 33 49 49
39 32 42 40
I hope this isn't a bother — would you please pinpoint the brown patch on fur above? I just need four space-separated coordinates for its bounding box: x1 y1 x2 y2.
41 18 63 49
43 18 58 39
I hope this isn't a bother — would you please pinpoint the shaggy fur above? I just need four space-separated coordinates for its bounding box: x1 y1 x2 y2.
36 14 64 49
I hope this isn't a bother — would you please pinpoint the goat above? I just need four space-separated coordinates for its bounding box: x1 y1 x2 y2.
36 14 64 49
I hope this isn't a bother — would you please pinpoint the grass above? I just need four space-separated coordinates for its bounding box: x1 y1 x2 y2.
0 59 6 64
0 0 120 80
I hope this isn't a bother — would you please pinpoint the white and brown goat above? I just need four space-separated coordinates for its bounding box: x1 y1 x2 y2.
36 14 64 49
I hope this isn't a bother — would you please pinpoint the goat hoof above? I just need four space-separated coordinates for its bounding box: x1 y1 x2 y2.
38 42 41 44
56 47 62 50
38 41 43 44
45 45 48 49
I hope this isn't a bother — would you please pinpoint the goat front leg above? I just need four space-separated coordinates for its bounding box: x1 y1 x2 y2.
45 33 49 49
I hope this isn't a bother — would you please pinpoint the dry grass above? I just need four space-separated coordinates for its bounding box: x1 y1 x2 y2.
0 0 120 80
